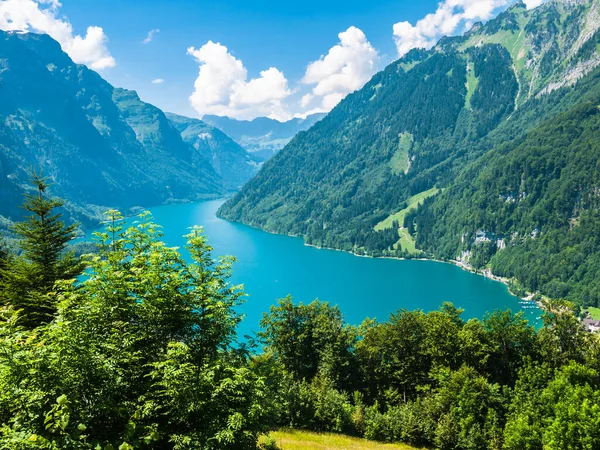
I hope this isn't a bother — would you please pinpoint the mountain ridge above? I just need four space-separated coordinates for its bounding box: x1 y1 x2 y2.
167 112 260 189
203 113 326 161
0 30 254 230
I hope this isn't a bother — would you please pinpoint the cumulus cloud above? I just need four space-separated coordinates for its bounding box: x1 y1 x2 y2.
300 94 313 108
301 26 379 113
0 0 115 70
187 41 292 121
187 27 379 120
393 0 547 57
151 78 164 84
143 28 159 44
186 1 546 120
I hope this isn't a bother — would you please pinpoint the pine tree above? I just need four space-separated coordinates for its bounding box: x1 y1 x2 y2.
1 171 83 327
0 240 8 293
0 239 7 273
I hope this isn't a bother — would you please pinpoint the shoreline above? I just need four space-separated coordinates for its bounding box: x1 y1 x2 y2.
304 242 542 308
220 214 540 307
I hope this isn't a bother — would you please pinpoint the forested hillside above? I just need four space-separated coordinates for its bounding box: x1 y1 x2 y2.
0 30 244 230
414 98 600 306
219 0 600 306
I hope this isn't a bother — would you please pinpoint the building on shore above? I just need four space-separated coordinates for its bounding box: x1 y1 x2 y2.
583 318 600 333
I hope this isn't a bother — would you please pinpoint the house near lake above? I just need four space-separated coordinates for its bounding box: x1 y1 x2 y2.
583 319 600 333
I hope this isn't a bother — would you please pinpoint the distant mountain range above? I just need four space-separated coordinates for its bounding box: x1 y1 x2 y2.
166 113 260 190
203 113 326 161
219 0 600 306
0 30 258 229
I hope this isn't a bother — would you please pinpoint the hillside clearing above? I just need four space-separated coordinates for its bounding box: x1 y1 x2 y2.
375 187 440 232
390 132 414 175
374 187 440 254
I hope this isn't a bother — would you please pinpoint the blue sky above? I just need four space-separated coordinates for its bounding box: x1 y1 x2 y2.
0 0 543 120
59 0 437 118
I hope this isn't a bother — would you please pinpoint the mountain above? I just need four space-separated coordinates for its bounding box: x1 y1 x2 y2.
413 84 600 306
203 113 326 161
166 113 260 189
0 30 228 229
219 0 600 306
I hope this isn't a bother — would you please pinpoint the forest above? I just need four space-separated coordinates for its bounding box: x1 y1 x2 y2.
414 98 600 308
1 176 599 449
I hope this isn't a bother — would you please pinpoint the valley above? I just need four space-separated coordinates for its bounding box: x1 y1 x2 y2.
203 113 326 161
0 30 259 233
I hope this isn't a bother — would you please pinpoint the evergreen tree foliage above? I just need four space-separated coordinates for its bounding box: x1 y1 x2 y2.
1 172 83 327
0 239 8 280
415 99 600 307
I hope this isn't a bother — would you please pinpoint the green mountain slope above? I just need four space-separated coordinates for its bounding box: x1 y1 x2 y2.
167 113 260 189
219 0 600 305
414 96 600 306
0 30 225 228
203 113 326 161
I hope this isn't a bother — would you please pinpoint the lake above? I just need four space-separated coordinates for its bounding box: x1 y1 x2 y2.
94 199 540 337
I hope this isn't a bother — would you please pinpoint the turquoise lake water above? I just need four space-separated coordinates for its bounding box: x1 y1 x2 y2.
92 199 540 337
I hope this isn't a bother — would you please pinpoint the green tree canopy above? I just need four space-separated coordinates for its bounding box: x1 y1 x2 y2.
0 211 268 449
1 171 83 328
260 297 358 390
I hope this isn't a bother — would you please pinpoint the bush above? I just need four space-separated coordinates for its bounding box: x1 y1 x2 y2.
363 402 424 445
258 435 280 450
0 212 269 449
279 373 354 433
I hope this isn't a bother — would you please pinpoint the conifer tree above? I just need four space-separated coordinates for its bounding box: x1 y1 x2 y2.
1 171 83 327
0 239 7 277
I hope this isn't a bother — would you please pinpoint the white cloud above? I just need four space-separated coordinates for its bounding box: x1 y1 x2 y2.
187 41 292 121
151 78 164 84
393 0 547 57
301 26 379 112
300 93 313 108
523 0 545 8
0 0 115 70
143 28 159 44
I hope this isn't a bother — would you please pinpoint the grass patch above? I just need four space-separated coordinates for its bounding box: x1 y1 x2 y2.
370 83 383 101
260 430 420 450
587 306 600 320
375 187 439 232
390 133 413 175
398 61 419 72
460 27 527 71
397 228 417 254
465 61 479 110
374 187 440 255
